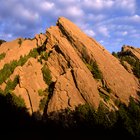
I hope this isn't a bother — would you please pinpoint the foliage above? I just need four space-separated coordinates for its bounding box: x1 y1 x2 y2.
47 97 140 138
38 51 48 64
0 39 6 45
0 39 49 85
0 60 18 84
133 60 140 78
41 65 52 85
40 51 48 61
0 48 40 85
119 54 140 79
4 75 19 94
38 89 48 97
86 61 103 80
0 52 6 60
29 48 39 58
99 91 110 102
18 39 22 46
6 93 25 108
112 51 119 58
39 97 48 111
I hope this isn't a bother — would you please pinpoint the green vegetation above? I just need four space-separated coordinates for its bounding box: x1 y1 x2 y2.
86 61 103 80
112 51 119 58
38 89 46 96
38 89 49 111
0 60 19 84
18 39 22 46
82 47 102 80
0 48 40 85
0 76 25 108
112 50 140 80
6 93 25 108
0 38 49 85
41 65 52 85
4 75 19 94
40 51 48 61
39 97 48 111
119 53 140 79
99 91 110 102
39 64 53 111
54 97 140 138
0 52 6 60
38 82 55 112
0 39 6 45
38 51 48 64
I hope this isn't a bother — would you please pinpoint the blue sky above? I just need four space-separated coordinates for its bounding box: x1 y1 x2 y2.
0 0 140 52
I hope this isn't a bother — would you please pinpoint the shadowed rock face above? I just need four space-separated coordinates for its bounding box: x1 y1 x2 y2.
0 17 139 116
122 45 140 60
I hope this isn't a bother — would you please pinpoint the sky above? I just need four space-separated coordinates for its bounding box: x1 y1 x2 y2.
0 0 140 52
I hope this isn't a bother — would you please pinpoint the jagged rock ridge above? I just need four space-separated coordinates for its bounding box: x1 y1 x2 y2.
0 17 139 117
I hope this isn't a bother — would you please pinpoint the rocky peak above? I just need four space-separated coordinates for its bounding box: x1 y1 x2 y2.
0 17 139 117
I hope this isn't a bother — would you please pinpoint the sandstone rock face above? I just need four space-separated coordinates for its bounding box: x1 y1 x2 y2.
56 17 139 104
47 69 85 115
35 33 47 46
0 38 37 69
46 25 100 114
11 58 47 114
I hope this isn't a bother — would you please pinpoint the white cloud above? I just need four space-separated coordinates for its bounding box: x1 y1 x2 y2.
87 14 106 22
83 0 114 10
40 1 55 11
130 14 140 22
84 29 96 37
99 40 104 44
122 31 128 36
98 26 110 37
21 9 39 21
65 6 84 17
116 0 136 13
0 0 139 52
59 0 75 3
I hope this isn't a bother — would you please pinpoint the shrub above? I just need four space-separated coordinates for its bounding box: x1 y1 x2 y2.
18 39 22 46
6 93 25 108
99 91 110 102
40 51 48 61
41 65 52 85
0 48 39 85
112 51 119 58
86 61 103 80
0 52 6 60
0 61 17 84
39 97 48 111
4 75 19 94
0 39 6 45
29 48 39 58
38 89 48 96
119 55 140 79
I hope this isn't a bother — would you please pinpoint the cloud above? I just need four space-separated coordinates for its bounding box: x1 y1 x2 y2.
40 1 55 11
122 31 128 36
65 6 84 18
84 29 96 37
82 0 114 10
0 0 139 52
98 26 110 37
116 0 136 14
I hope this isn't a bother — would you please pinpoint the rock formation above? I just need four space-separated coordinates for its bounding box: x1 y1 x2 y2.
0 17 139 117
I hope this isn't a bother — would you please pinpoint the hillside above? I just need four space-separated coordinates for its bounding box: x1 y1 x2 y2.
0 17 140 139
